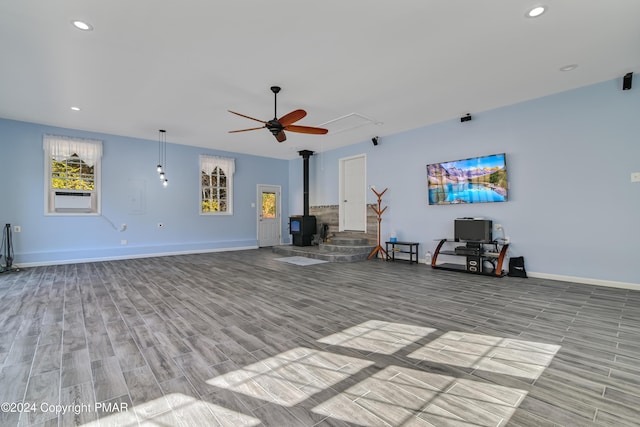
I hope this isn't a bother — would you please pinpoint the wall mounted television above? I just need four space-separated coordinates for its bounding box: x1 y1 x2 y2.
427 153 508 205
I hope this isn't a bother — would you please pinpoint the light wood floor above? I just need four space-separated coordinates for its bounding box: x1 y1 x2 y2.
1 248 639 426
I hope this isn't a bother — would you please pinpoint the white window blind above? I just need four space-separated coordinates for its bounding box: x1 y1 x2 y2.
43 134 103 166
200 155 235 176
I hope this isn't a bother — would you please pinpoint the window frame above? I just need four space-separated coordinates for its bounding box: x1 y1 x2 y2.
200 155 235 216
43 134 102 216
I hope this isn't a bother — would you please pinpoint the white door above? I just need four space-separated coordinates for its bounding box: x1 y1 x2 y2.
257 185 281 247
340 154 367 231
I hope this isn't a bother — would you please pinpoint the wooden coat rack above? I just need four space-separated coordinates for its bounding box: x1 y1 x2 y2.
368 187 388 260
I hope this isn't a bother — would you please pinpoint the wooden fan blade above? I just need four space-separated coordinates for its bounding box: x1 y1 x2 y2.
228 126 265 133
278 109 307 126
228 110 267 124
284 125 328 135
275 131 287 143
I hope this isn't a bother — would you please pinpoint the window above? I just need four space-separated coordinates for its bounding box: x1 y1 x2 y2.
52 154 95 190
262 192 277 218
200 155 235 215
43 134 102 215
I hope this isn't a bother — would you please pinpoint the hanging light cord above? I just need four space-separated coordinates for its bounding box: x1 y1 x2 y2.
162 130 167 170
158 130 163 170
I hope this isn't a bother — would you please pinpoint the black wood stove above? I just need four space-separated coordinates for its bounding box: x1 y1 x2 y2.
290 150 316 246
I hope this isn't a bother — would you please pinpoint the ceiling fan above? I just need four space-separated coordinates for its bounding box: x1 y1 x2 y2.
228 86 328 143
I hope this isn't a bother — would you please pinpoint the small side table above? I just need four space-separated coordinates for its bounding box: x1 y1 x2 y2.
386 241 419 264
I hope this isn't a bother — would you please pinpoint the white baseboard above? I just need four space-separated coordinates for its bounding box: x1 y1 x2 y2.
421 258 640 291
14 245 259 268
527 271 640 291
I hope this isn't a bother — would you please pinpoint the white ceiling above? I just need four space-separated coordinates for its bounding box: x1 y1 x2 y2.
1 1 639 160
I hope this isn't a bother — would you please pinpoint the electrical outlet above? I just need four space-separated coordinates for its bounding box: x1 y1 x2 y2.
494 224 503 231
121 239 127 245
120 224 127 232
504 236 510 244
13 225 21 233
631 172 640 183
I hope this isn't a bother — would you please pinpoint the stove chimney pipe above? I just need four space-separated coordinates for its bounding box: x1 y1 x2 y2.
298 150 314 216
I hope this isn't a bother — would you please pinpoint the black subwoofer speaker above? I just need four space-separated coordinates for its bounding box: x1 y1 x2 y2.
466 256 482 273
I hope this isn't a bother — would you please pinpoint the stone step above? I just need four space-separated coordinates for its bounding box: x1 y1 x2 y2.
271 245 373 263
327 237 370 246
272 231 379 263
319 243 375 255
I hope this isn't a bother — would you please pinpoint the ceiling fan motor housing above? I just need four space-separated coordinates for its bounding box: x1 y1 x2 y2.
267 120 283 135
227 85 327 142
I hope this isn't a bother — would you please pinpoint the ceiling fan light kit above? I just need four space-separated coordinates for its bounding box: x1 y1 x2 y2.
228 86 328 143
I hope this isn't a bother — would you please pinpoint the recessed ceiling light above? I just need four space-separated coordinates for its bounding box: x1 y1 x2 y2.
526 6 547 18
70 106 81 111
559 64 578 72
72 20 93 31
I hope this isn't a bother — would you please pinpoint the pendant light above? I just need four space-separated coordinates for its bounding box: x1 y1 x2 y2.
156 129 168 187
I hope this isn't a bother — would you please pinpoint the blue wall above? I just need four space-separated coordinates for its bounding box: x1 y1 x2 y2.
0 119 290 264
2 78 639 285
290 79 640 285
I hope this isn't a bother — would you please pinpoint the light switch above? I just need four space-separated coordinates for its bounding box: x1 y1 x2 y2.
631 172 640 183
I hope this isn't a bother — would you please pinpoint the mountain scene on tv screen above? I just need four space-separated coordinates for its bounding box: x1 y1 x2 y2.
427 154 508 204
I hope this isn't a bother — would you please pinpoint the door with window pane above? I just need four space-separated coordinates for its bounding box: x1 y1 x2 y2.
258 185 281 247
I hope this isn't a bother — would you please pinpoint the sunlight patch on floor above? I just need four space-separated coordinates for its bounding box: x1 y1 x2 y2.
317 320 436 355
312 365 528 427
407 331 561 380
81 393 260 426
207 347 374 407
86 326 560 426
